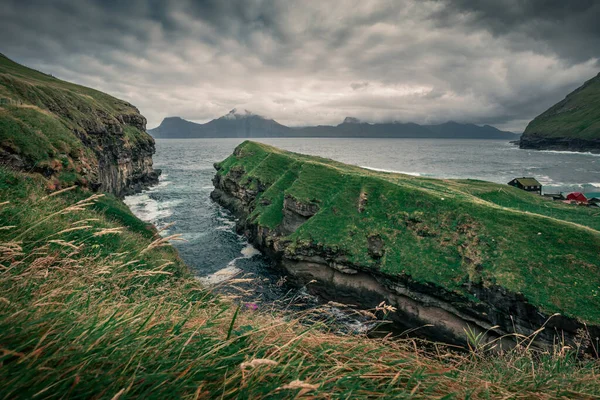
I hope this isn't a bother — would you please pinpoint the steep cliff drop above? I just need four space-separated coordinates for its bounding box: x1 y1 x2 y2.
212 141 600 353
0 53 159 197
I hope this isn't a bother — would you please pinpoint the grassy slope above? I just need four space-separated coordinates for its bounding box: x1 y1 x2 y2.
0 54 152 187
523 72 600 139
216 141 600 324
2 168 600 398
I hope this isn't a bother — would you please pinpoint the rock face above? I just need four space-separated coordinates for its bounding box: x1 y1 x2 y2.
78 111 160 196
211 141 600 353
0 54 159 197
520 72 600 153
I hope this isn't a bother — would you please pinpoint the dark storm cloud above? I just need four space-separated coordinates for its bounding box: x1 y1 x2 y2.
434 0 600 64
0 0 598 130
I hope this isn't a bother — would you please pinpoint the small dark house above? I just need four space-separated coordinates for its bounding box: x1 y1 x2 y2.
508 177 542 194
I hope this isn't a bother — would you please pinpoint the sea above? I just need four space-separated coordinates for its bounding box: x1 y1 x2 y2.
124 138 600 329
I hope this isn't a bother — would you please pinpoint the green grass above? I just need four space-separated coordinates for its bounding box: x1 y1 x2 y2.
216 141 600 324
523 72 600 140
0 106 84 164
2 166 600 398
0 54 139 116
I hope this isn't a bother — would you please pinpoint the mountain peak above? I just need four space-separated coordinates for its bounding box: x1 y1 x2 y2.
342 116 361 124
222 108 260 120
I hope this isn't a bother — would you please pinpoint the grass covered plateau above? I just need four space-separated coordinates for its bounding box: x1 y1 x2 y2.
215 141 600 325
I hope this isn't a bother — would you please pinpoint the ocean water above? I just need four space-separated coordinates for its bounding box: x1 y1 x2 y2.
124 138 599 312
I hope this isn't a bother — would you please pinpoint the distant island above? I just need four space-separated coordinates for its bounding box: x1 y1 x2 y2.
520 72 600 153
149 109 519 139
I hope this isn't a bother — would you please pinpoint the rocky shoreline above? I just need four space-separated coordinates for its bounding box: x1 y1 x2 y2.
211 159 600 353
519 135 600 154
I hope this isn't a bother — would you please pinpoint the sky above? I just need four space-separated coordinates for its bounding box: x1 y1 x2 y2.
1 0 599 132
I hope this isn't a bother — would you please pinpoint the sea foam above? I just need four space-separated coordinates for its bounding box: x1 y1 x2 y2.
361 166 422 176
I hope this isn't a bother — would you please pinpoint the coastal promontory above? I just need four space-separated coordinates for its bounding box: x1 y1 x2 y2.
520 72 600 153
0 54 159 196
212 141 600 351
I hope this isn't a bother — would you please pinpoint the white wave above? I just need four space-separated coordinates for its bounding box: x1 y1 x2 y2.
198 265 242 286
215 223 236 232
123 172 173 224
535 175 555 185
240 243 261 258
160 199 183 208
322 303 376 334
150 179 171 190
543 182 600 190
123 193 172 223
198 243 261 286
536 149 600 157
215 217 236 232
140 173 171 192
361 166 422 176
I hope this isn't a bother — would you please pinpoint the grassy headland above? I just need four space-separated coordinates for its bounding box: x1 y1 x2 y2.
522 72 600 140
520 72 600 152
0 54 155 194
215 141 600 325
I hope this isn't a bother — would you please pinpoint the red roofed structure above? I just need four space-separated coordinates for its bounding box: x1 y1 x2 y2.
566 192 587 203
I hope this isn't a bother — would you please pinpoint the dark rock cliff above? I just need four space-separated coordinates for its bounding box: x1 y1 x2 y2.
74 109 160 196
519 135 600 154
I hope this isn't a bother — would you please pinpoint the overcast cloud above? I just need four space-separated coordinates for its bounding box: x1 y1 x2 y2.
1 0 599 131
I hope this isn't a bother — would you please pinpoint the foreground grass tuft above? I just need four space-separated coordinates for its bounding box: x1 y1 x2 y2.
1 166 600 399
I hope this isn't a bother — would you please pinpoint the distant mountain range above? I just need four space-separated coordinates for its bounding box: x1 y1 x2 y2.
149 108 519 139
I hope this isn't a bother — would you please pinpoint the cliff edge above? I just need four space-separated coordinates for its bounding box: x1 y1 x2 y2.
212 141 600 351
0 54 159 196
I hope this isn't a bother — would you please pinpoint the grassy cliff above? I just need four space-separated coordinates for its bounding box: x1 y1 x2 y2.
0 54 157 195
520 72 600 151
214 141 600 326
523 73 600 140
